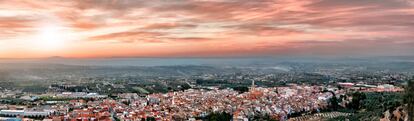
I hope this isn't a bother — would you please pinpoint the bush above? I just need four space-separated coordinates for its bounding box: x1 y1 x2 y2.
204 112 232 121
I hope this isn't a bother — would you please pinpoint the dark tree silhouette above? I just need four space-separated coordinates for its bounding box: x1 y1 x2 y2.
233 86 249 93
347 92 366 110
146 117 156 121
204 112 232 121
405 80 414 121
322 90 339 111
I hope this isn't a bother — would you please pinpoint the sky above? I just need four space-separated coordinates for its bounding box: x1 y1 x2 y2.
0 0 414 58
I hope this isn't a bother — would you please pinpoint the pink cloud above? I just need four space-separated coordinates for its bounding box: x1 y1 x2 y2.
0 0 413 58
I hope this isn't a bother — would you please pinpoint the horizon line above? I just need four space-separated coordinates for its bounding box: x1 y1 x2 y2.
1 55 414 60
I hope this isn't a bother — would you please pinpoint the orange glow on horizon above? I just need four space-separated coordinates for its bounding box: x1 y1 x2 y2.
1 0 414 58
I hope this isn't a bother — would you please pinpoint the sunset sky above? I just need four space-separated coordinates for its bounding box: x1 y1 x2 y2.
1 0 414 58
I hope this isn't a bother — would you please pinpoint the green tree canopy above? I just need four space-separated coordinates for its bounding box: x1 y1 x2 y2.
405 80 414 121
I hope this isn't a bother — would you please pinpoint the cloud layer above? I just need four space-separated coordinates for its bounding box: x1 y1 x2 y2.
1 0 413 58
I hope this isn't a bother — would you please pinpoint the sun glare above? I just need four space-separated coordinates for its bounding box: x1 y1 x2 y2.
35 25 66 50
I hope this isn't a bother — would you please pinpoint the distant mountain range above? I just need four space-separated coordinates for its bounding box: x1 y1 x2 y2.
1 56 414 67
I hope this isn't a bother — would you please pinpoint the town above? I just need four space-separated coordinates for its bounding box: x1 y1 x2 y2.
0 61 410 121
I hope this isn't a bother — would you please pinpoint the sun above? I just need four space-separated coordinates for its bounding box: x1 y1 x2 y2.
35 25 66 50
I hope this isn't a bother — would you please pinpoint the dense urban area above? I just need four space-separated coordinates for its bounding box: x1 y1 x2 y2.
0 58 413 121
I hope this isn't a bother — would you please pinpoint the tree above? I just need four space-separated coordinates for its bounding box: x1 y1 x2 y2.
323 90 339 111
181 84 191 91
329 96 339 111
205 112 232 121
146 117 156 121
347 92 366 110
232 86 249 93
405 80 414 121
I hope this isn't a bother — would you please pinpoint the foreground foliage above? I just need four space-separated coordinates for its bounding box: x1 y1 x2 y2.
328 92 403 121
404 80 414 121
